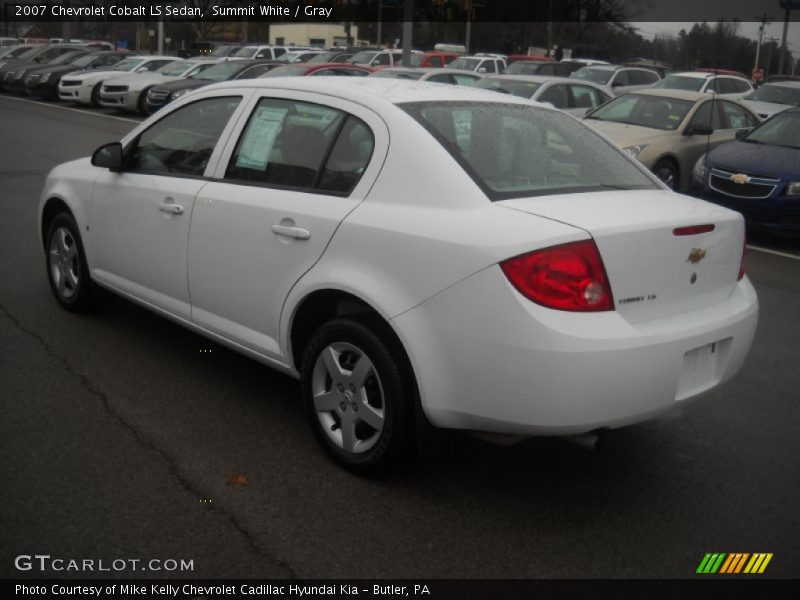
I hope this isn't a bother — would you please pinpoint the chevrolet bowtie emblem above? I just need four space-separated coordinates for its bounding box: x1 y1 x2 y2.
731 173 750 184
687 248 707 264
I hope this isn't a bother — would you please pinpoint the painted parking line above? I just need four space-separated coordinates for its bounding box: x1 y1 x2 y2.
747 245 800 261
0 94 141 124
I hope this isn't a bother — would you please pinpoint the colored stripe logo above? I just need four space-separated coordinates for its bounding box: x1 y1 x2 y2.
697 553 773 574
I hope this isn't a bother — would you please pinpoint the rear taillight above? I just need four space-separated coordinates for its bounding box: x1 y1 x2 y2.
738 234 747 281
500 240 614 312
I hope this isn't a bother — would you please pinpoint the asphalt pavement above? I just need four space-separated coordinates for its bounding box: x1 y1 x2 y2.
1 95 799 579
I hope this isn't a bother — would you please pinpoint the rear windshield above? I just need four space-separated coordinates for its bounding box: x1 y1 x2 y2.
401 101 657 200
744 84 800 106
474 78 541 98
654 75 705 91
571 67 612 85
586 93 695 130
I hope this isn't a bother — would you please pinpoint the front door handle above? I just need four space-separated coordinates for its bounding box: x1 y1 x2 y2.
272 224 311 240
158 198 184 215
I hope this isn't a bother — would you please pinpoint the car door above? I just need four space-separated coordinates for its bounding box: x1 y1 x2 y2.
90 94 245 319
187 92 389 359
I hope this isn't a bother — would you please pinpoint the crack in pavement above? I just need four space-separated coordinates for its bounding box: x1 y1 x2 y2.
0 299 299 579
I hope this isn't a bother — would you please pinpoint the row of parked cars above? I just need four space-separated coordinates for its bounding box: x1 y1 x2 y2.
3 42 798 233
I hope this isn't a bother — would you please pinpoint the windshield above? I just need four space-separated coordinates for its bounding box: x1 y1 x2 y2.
350 51 377 64
504 61 548 75
17 46 46 60
571 67 613 85
276 52 305 62
307 52 338 64
372 69 423 80
157 61 191 76
448 57 480 71
191 60 244 81
232 46 258 58
260 65 307 77
653 75 705 92
71 53 99 67
744 84 800 106
112 57 145 71
587 93 695 130
474 78 541 98
744 111 800 149
49 51 83 65
401 101 657 200
210 45 235 57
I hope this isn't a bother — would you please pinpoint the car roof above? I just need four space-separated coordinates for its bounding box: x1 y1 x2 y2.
201 77 543 107
630 88 707 101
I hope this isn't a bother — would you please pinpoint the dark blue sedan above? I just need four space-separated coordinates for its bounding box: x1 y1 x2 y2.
693 107 800 234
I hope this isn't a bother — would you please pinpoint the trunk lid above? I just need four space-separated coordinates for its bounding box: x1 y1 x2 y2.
499 190 745 323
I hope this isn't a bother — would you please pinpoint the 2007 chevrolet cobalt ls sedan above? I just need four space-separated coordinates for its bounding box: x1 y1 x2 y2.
38 78 758 472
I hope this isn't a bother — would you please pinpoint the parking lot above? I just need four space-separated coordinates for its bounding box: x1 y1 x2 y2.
1 93 799 579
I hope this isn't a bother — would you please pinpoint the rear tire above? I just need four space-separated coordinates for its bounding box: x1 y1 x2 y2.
45 213 94 313
300 318 414 474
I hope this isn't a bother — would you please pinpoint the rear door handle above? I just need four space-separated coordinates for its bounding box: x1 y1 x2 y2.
272 224 311 240
158 198 184 215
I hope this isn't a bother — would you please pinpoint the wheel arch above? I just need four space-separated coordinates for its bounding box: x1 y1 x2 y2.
40 196 75 250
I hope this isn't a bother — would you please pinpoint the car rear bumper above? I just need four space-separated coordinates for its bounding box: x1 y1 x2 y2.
393 265 758 436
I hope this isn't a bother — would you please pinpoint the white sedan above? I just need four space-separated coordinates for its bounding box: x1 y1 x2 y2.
38 79 758 472
474 75 612 116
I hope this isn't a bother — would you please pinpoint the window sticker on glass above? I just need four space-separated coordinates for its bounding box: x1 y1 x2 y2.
235 105 288 170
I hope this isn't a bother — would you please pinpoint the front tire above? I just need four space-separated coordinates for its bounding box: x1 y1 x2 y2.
653 158 679 190
300 318 413 474
45 213 94 312
90 83 102 107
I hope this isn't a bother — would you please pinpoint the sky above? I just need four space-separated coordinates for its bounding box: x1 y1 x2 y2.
633 20 800 72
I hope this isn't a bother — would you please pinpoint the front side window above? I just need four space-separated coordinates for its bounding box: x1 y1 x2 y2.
719 101 756 129
612 70 630 86
127 96 241 176
570 85 605 109
226 98 374 195
538 84 569 109
690 100 724 130
401 101 657 200
373 53 391 66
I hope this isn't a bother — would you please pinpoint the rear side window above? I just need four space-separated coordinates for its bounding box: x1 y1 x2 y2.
641 70 659 83
226 98 374 195
401 101 657 200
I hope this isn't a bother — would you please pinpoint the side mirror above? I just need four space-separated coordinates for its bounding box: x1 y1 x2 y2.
685 124 714 136
735 128 751 140
91 142 123 171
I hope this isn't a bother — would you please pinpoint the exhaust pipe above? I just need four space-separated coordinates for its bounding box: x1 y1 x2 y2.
561 432 601 451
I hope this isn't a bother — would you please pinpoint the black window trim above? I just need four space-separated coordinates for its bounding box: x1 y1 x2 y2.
221 96 375 198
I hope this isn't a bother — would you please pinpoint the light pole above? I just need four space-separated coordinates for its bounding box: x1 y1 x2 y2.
377 1 382 48
401 0 413 66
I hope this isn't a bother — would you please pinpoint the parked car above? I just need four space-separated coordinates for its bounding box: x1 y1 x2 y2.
694 107 800 234
38 78 756 472
0 37 19 47
274 50 327 64
506 54 553 64
26 50 131 100
209 45 243 58
409 51 459 67
475 75 611 117
447 54 506 74
370 67 481 86
99 59 222 114
58 55 176 106
306 51 354 64
349 49 421 68
584 89 759 190
0 44 88 91
260 63 373 78
4 49 93 94
144 59 277 113
503 60 572 77
740 81 800 120
0 44 39 60
654 71 753 100
228 45 303 60
571 65 661 96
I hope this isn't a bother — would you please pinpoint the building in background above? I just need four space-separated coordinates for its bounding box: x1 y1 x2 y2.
269 23 368 48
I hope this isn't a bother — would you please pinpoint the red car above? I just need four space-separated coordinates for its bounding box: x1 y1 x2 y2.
260 63 374 78
410 51 459 68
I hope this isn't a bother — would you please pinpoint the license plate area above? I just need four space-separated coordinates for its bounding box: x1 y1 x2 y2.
675 338 731 401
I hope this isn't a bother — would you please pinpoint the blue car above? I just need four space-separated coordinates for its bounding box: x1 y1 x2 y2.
693 107 800 234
